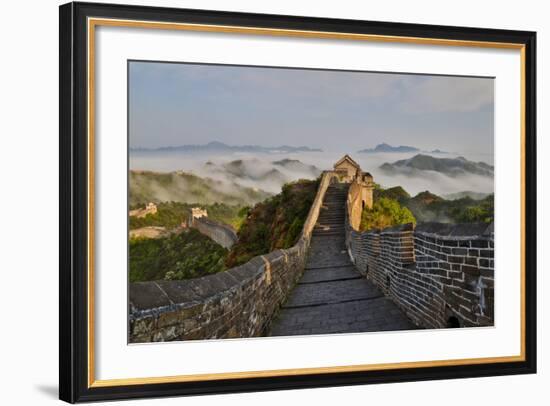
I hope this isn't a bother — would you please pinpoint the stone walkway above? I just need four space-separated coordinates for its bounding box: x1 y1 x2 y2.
269 183 415 336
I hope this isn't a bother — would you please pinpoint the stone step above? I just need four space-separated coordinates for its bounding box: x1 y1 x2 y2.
299 267 361 284
313 232 345 237
314 229 344 233
281 278 381 308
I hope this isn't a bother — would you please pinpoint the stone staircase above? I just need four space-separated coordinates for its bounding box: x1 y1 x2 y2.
269 182 415 336
312 183 349 238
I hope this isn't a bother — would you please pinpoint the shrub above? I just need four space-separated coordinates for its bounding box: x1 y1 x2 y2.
225 179 319 267
360 197 416 231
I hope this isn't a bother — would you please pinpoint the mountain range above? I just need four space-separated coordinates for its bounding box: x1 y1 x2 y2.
202 158 322 193
379 154 493 178
443 191 491 200
358 143 448 154
131 141 322 153
129 170 271 207
272 159 322 177
358 143 419 153
375 185 494 224
221 159 288 184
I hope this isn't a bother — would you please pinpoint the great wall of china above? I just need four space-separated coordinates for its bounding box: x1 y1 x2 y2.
129 156 494 342
187 207 238 249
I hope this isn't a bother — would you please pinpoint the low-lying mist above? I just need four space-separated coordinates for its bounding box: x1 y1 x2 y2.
129 150 494 198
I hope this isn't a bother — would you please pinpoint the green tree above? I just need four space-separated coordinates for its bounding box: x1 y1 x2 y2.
225 178 319 267
360 197 416 231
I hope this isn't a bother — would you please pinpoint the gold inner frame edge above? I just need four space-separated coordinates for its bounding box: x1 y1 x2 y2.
86 17 527 388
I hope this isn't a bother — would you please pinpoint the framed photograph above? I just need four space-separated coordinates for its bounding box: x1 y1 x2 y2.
59 2 537 403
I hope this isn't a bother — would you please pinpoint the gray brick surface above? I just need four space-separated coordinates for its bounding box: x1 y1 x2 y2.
270 184 415 337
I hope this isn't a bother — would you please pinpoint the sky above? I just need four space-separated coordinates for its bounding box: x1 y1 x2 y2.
129 61 494 155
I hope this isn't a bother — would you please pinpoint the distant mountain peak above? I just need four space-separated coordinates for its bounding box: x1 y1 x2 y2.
358 143 420 154
358 143 451 155
379 153 494 178
206 140 227 147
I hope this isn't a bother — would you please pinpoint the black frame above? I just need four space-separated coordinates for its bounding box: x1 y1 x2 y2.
59 1 537 403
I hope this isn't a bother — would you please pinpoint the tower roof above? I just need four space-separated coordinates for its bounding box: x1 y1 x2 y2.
333 154 360 169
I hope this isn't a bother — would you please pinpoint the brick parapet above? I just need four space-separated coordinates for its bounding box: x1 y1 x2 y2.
129 172 335 342
346 212 494 329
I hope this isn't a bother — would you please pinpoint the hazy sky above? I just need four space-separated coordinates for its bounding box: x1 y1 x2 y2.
129 61 494 154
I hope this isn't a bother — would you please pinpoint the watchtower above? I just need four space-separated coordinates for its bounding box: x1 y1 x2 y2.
333 155 375 230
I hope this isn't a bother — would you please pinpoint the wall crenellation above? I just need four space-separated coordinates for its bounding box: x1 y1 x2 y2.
346 219 494 329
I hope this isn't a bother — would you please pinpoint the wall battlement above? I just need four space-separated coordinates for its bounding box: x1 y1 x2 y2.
129 202 157 218
346 218 494 329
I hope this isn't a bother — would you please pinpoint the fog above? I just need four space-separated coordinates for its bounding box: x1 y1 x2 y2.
130 149 494 198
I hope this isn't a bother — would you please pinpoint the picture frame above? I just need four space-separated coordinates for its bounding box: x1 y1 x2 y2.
59 1 537 403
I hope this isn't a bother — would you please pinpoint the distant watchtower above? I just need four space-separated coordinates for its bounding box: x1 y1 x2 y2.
333 154 361 183
188 207 208 227
191 207 208 219
129 202 158 218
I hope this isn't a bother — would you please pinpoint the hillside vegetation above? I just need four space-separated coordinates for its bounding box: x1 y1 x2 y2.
225 179 319 267
360 197 416 231
369 184 494 227
129 202 246 231
405 191 494 223
129 170 270 207
129 229 228 282
129 178 319 281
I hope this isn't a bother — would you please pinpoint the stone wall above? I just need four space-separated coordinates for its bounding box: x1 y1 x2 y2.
190 217 238 249
129 202 157 218
346 178 374 230
346 219 494 329
129 172 335 342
